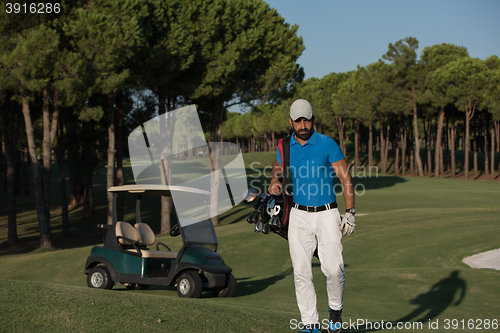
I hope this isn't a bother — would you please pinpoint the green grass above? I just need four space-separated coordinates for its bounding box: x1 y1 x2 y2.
0 151 499 332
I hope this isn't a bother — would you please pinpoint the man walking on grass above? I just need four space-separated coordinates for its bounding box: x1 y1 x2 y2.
268 99 356 333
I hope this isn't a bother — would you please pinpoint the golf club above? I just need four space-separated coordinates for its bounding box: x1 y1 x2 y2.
254 220 263 232
262 222 270 234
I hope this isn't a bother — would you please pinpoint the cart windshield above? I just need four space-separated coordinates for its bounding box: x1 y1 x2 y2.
128 105 249 228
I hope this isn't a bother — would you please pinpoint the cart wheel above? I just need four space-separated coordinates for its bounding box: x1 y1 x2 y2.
218 274 237 298
176 271 203 298
87 266 114 290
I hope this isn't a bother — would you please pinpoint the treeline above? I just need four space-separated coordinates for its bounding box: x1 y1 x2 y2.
222 38 500 180
0 0 304 248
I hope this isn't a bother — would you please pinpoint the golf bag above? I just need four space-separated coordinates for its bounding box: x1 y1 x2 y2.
244 136 292 240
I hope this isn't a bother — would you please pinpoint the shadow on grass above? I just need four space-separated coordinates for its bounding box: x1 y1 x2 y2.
353 271 466 332
0 212 108 257
351 176 407 191
234 267 294 297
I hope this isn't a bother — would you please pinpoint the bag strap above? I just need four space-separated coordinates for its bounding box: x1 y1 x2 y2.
277 136 291 193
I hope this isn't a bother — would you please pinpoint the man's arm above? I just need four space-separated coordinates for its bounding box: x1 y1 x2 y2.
331 158 354 210
268 159 283 195
332 158 356 235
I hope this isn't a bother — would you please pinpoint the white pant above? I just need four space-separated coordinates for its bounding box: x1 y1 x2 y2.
288 207 345 325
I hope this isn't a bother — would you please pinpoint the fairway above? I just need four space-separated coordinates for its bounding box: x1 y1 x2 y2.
0 152 499 332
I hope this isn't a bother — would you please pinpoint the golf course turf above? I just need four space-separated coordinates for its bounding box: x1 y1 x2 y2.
0 151 499 332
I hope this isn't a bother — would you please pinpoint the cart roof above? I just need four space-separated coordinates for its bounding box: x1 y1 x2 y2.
107 184 211 196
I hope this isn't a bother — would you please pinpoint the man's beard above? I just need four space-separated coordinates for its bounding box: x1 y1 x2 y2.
294 127 313 141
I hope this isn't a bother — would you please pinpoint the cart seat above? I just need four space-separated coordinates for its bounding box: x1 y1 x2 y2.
115 222 178 259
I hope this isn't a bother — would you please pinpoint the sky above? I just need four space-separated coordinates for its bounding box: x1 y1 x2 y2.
265 0 500 79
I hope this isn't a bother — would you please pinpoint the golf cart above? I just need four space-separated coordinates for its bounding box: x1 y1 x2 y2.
85 105 248 298
84 184 236 298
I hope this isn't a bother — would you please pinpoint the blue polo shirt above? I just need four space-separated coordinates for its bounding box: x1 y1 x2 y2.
277 130 344 206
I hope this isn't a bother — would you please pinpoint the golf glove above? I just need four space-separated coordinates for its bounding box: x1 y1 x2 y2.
340 212 356 236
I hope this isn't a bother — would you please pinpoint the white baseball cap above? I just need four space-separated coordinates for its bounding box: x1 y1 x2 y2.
290 99 313 121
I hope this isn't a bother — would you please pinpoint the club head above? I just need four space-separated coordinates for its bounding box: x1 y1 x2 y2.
243 188 260 203
251 211 259 224
275 216 281 229
262 222 270 234
258 196 273 214
247 212 255 224
253 194 266 208
254 220 263 233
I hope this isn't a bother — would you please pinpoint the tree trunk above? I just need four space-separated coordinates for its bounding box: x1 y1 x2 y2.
473 138 478 177
23 147 30 196
337 117 346 155
464 107 473 180
379 117 386 174
496 121 500 178
446 126 451 172
413 103 424 177
473 116 478 177
401 118 407 176
354 118 360 171
115 92 124 221
484 120 489 176
1 95 19 244
368 120 373 169
423 117 428 174
384 123 390 171
393 117 400 176
42 88 60 234
208 98 225 226
106 93 115 225
57 112 71 236
409 121 414 174
21 95 53 249
158 91 173 235
434 107 444 178
450 112 456 178
491 122 496 180
430 117 434 175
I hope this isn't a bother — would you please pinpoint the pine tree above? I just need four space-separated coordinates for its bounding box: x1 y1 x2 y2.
421 43 469 178
434 57 489 179
382 37 425 177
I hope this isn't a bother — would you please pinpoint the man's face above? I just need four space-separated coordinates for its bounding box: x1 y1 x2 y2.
289 116 314 141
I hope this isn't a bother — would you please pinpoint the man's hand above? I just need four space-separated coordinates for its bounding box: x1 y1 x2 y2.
268 178 282 195
268 159 283 195
340 212 356 236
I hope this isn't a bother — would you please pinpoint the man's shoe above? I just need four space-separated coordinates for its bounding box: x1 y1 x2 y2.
297 323 321 333
328 308 342 333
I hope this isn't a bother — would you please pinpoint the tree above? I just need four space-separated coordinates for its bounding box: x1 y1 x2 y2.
362 61 396 174
382 37 425 177
434 57 489 179
308 72 350 151
65 0 149 225
1 23 61 248
0 93 22 244
189 0 304 225
332 71 374 170
421 43 469 178
483 55 500 179
355 66 377 170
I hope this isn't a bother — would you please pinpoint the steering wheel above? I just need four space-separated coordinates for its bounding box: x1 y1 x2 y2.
170 224 180 237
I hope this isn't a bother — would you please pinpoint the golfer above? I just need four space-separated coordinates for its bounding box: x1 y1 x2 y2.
268 99 355 333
